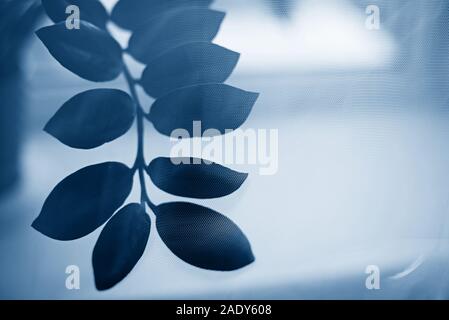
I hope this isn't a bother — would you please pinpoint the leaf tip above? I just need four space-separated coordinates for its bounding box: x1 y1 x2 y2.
31 215 48 238
42 119 52 135
35 26 47 41
214 10 226 21
247 251 256 266
94 278 114 291
241 171 250 182
31 217 39 231
225 47 241 71
249 91 260 103
245 90 260 114
233 50 241 62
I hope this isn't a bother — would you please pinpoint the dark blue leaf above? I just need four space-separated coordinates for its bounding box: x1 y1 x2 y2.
149 84 259 136
128 7 224 64
36 21 123 82
156 202 254 271
148 157 247 199
42 0 108 29
32 162 133 240
93 203 150 290
44 89 135 149
111 0 213 30
140 42 239 98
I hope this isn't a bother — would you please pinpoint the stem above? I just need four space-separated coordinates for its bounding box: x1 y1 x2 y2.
123 64 156 212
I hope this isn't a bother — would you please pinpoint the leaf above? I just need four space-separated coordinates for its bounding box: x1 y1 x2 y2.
32 162 133 241
42 0 108 29
156 202 254 271
148 157 247 199
111 0 213 30
140 42 239 98
44 89 135 149
149 84 259 137
93 203 150 290
36 21 123 82
128 7 224 64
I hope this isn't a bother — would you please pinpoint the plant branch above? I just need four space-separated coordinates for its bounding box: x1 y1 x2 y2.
123 64 156 212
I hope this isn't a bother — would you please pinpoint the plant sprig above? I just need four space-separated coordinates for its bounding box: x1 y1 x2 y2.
33 0 258 290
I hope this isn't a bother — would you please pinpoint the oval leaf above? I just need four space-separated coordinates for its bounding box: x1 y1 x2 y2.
36 21 123 82
140 42 239 98
148 157 247 199
44 89 135 149
111 0 213 30
32 162 133 241
149 84 259 136
156 202 254 271
128 7 224 64
42 0 108 29
93 203 150 290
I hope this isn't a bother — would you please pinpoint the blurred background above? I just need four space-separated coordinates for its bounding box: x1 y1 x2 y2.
2 0 449 299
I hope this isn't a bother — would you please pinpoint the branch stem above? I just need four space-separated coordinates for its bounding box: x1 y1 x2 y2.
123 64 156 212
